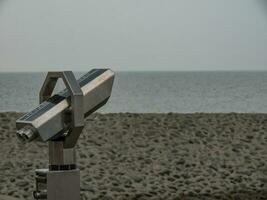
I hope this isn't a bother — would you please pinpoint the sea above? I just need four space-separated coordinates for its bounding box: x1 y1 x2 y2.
0 71 267 113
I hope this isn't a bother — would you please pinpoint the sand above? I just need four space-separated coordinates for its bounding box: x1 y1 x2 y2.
0 112 267 200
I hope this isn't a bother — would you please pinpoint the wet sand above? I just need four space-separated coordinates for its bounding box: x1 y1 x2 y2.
0 112 267 200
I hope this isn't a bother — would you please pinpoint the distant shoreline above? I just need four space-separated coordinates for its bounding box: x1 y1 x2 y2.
1 71 267 113
1 70 267 73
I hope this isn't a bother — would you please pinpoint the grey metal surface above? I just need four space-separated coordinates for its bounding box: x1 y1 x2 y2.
39 71 84 148
48 141 76 166
16 69 115 143
34 169 48 199
47 169 80 200
33 169 80 200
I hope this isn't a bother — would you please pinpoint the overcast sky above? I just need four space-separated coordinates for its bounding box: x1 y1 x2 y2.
0 0 267 72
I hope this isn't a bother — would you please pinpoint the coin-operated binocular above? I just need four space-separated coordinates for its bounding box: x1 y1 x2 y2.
16 69 115 200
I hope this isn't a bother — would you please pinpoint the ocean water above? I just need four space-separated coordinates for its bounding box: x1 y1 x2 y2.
0 71 267 113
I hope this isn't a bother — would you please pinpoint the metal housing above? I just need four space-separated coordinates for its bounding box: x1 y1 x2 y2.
16 69 115 143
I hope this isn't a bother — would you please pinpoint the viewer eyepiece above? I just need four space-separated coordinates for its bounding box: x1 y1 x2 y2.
16 126 38 142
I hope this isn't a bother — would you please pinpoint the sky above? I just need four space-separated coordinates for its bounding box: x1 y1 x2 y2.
0 0 267 72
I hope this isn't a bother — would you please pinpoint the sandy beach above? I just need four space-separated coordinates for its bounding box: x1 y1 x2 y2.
0 112 267 200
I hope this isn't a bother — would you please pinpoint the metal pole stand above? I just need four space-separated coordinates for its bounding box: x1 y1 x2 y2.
33 142 80 200
33 72 84 200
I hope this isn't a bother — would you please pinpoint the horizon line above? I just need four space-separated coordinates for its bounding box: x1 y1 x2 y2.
0 69 267 73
